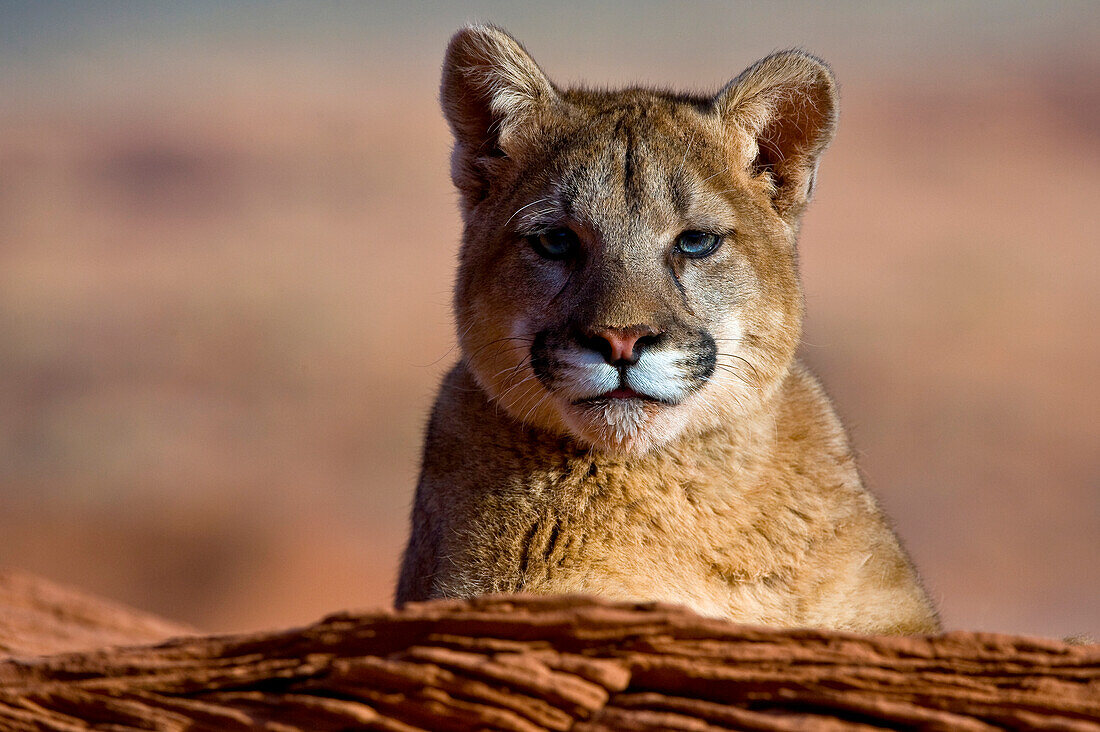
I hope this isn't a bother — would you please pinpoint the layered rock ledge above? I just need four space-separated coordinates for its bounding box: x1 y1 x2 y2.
1 571 1096 730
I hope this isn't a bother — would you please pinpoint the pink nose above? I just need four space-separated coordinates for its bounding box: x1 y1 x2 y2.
584 325 660 365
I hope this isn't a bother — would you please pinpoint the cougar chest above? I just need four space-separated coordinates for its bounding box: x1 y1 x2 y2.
498 453 763 608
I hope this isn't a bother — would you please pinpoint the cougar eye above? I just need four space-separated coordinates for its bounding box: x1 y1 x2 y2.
675 231 723 258
527 228 579 260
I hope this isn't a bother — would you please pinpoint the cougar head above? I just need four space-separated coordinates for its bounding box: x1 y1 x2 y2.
442 25 837 454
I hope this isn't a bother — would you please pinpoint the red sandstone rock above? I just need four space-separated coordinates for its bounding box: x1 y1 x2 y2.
0 574 1096 730
0 569 194 657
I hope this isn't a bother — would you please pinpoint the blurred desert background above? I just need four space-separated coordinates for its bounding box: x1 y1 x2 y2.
1 1 1096 637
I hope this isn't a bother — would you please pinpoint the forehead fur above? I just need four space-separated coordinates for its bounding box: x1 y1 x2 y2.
443 25 836 229
501 103 753 276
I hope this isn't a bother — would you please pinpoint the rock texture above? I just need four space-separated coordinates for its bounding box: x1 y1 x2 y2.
0 578 1097 730
0 570 194 657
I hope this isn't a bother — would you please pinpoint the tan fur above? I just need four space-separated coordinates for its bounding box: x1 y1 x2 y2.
397 25 940 635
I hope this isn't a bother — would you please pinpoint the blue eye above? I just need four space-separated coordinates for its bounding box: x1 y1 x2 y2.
675 231 723 258
528 228 579 260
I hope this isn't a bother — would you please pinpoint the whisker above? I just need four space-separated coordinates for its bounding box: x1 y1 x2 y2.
716 352 763 383
714 364 762 390
497 367 537 404
505 197 553 227
415 320 481 368
517 386 554 426
700 162 730 183
467 336 534 361
486 356 531 389
485 343 535 367
474 348 534 391
675 130 696 177
496 375 536 415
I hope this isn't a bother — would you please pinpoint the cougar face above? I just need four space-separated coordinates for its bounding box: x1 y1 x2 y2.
444 31 833 453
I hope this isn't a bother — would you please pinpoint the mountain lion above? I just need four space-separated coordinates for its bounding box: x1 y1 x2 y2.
396 25 940 634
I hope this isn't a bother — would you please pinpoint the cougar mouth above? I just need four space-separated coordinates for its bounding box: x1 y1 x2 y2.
531 327 717 408
602 387 647 400
574 386 664 404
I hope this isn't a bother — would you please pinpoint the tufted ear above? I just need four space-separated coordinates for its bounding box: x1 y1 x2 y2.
441 25 559 207
714 51 838 223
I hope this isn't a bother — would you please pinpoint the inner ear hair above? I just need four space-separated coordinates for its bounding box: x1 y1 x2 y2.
750 136 785 191
715 50 838 221
440 25 559 207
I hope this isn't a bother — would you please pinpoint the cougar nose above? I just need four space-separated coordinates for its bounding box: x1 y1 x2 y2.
578 325 661 366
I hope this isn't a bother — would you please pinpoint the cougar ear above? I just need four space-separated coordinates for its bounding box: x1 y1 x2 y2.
441 25 559 206
714 51 838 222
